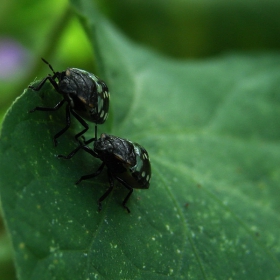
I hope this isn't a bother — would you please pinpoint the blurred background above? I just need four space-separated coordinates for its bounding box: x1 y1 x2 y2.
1 0 280 278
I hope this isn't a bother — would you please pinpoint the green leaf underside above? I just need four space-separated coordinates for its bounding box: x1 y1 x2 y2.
0 1 280 279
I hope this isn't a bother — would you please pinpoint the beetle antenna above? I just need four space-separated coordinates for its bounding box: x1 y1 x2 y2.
41 58 56 75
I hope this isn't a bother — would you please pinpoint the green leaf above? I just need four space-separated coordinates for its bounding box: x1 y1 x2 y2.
1 1 280 279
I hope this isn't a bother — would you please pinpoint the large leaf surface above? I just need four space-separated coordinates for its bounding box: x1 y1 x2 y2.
0 1 280 279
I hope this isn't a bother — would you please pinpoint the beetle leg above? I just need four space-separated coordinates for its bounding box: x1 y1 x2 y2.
115 177 133 213
70 108 90 142
29 98 65 113
79 124 97 146
29 99 66 146
97 170 115 212
75 162 105 185
29 74 60 92
51 103 71 146
78 125 98 148
57 140 98 159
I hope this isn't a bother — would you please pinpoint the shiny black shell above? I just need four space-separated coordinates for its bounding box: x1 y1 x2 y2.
56 68 109 124
94 134 151 189
58 133 151 212
29 60 110 146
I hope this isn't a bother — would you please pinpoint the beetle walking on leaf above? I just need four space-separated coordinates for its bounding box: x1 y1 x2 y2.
58 134 151 213
29 58 110 146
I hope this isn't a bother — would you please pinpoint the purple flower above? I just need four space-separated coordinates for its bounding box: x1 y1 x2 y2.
0 38 30 80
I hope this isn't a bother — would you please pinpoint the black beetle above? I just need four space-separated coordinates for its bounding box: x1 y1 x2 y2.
29 58 110 146
59 133 151 213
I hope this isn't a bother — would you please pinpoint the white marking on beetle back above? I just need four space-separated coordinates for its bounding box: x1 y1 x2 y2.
99 99 104 110
100 110 105 118
97 84 102 93
141 171 146 178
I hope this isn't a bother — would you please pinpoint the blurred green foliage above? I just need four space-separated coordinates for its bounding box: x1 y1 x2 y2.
97 0 280 57
0 0 280 279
